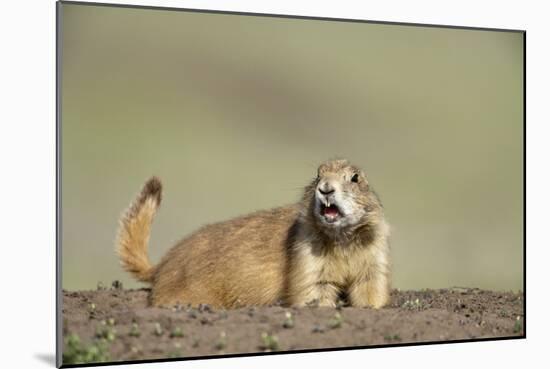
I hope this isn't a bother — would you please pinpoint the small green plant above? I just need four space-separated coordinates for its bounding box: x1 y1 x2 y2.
88 303 97 319
153 322 164 336
215 331 227 350
401 298 423 310
260 332 279 351
63 333 110 364
170 326 184 338
513 316 522 333
63 317 69 335
384 334 401 342
167 343 183 358
282 311 294 328
328 312 343 329
95 321 116 342
128 323 141 337
107 318 115 326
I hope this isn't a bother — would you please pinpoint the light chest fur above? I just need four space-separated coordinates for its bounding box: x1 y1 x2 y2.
286 219 391 308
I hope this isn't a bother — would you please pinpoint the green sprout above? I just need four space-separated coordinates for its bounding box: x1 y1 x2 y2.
513 316 522 333
95 321 116 342
215 331 227 350
384 334 401 342
260 332 279 351
401 298 423 310
128 323 141 337
63 333 110 364
167 343 183 358
88 303 97 319
328 312 343 329
153 322 164 336
170 326 184 338
282 311 294 328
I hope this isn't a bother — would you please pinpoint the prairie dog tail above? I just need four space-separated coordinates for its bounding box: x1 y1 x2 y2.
116 177 162 283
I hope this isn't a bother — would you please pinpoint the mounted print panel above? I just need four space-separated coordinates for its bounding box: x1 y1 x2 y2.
57 1 525 367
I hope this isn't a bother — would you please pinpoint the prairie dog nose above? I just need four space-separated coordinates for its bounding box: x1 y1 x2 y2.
318 182 335 195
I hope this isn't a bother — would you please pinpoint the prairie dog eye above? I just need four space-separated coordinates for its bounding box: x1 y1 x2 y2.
351 173 359 183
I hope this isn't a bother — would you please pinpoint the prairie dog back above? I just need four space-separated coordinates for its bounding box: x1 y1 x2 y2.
116 159 391 308
151 205 299 307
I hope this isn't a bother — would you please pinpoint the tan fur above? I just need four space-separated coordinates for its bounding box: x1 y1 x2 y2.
116 177 162 283
116 159 391 309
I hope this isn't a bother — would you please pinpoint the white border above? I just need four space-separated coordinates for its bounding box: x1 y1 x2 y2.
1 1 547 368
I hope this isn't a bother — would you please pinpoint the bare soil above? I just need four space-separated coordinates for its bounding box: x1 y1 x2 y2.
62 284 524 366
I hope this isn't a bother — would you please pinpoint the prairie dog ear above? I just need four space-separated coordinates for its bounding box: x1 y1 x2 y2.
317 164 326 177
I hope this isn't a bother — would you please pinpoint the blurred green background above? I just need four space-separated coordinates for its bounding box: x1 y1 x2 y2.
60 4 524 291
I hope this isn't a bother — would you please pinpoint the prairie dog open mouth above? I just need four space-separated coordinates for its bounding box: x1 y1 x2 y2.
320 202 342 223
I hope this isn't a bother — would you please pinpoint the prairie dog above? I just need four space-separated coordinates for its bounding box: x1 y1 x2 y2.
116 159 391 308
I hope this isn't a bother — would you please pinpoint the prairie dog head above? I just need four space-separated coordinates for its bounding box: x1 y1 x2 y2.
302 159 382 234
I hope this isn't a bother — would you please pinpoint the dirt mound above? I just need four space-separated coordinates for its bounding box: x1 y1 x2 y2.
61 286 524 365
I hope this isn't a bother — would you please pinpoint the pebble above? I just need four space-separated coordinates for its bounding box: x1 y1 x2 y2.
312 324 325 333
198 303 213 313
200 317 212 325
